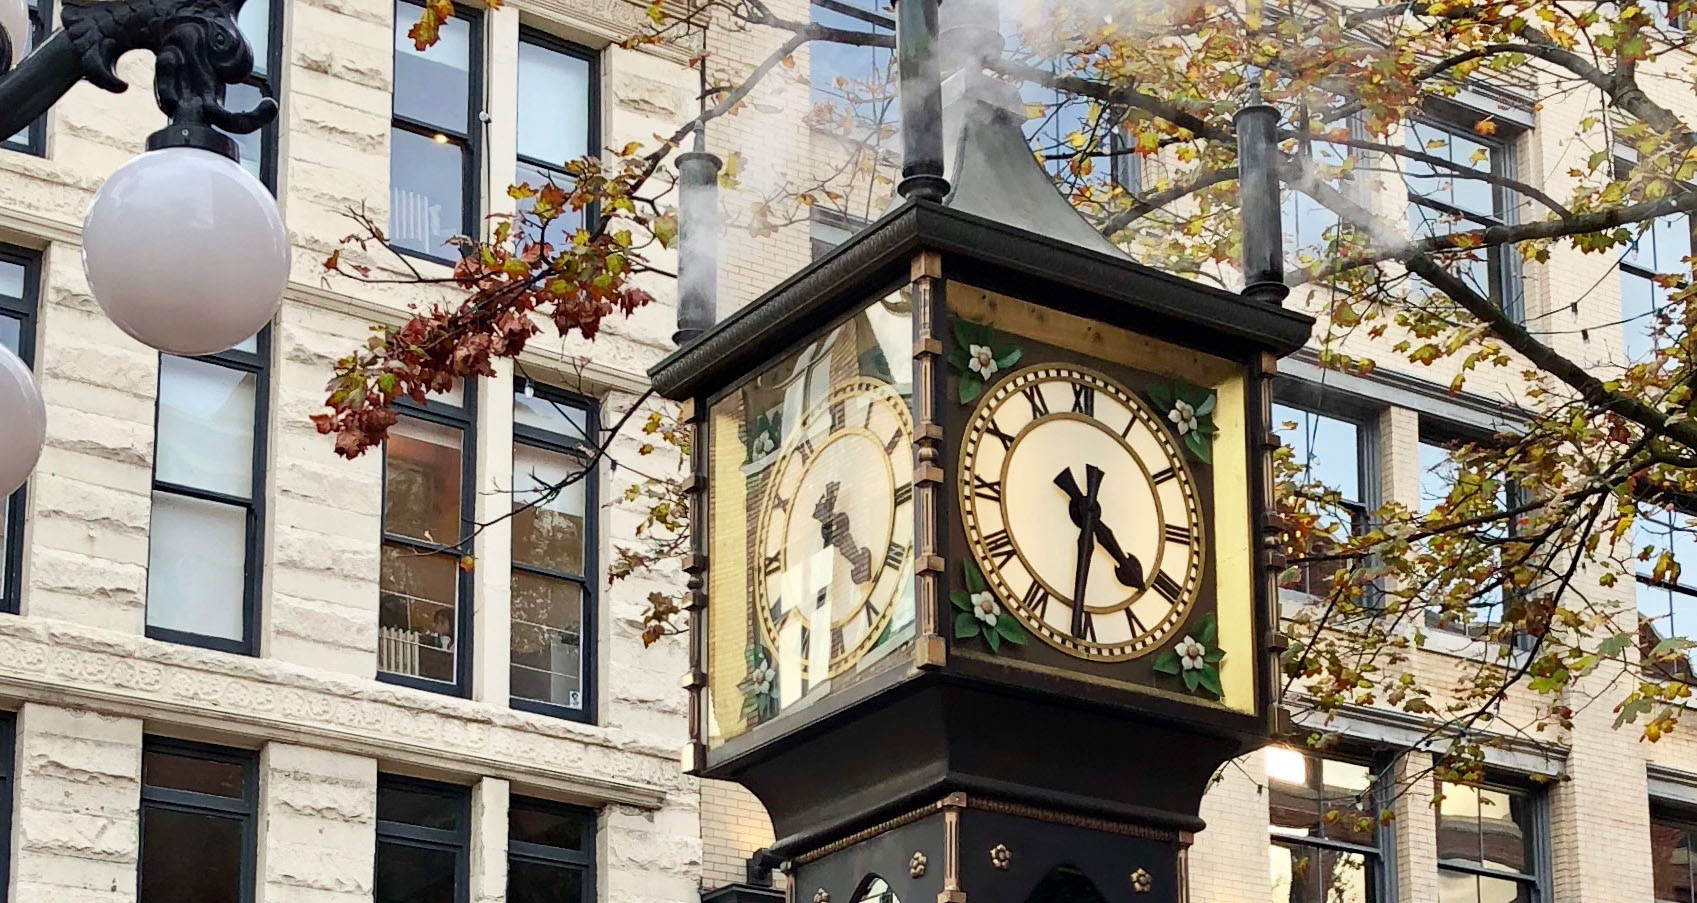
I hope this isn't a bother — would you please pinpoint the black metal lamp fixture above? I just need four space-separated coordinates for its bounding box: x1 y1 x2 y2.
0 0 289 503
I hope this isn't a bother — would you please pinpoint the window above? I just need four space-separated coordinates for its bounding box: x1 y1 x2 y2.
1435 780 1545 902
1620 211 1692 362
807 0 896 135
3 0 47 155
379 387 476 694
390 0 481 262
1284 138 1350 269
1637 506 1697 679
511 384 596 718
1273 402 1370 597
0 712 12 903
227 0 283 185
376 777 469 903
1419 428 1516 638
147 334 268 654
507 796 593 903
514 30 595 242
1404 117 1518 317
1653 810 1697 903
0 249 36 615
1266 746 1386 903
138 740 257 903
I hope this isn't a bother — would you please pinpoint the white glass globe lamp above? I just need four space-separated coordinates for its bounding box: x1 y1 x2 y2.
0 342 43 495
0 0 28 71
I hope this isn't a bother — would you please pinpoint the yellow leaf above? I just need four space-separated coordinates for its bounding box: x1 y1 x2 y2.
1473 118 1497 136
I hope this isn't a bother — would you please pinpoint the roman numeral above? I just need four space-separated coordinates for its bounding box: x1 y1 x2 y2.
1152 571 1183 603
796 437 816 461
829 401 847 431
1164 523 1192 545
1023 385 1050 418
1150 467 1176 485
1071 383 1095 415
885 430 903 454
972 475 1002 502
885 542 908 570
894 482 914 505
1125 607 1148 635
985 419 1016 449
861 600 880 625
1080 613 1098 642
764 554 782 575
1022 582 1051 618
771 494 789 512
982 530 1016 566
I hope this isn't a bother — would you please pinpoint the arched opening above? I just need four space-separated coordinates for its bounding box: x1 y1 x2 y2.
849 873 902 903
1024 864 1108 903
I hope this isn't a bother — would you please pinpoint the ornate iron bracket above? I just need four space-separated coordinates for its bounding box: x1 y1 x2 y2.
0 0 275 161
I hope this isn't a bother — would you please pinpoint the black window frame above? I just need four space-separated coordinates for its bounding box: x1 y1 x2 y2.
376 775 471 903
137 737 258 903
510 382 599 722
1635 500 1697 681
227 0 284 188
146 334 271 656
2 0 49 156
0 711 12 903
0 246 39 617
1434 776 1550 903
389 0 484 266
378 386 478 697
1267 745 1395 903
1417 418 1530 643
1652 805 1697 903
1614 156 1694 362
507 794 595 903
1271 387 1379 599
1404 107 1523 320
513 27 599 239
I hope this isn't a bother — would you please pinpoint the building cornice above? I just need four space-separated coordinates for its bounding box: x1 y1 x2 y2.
1289 699 1568 777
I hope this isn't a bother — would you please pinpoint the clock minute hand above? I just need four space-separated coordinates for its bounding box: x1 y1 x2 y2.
1068 465 1105 640
1054 470 1145 590
812 482 873 584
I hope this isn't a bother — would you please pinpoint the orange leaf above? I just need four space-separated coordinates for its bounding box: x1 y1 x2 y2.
1473 117 1498 136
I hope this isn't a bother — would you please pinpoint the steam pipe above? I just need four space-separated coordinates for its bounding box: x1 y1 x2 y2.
895 0 948 202
673 128 722 346
1234 78 1289 305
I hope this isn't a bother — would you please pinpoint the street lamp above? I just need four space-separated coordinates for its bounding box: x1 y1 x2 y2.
0 0 284 493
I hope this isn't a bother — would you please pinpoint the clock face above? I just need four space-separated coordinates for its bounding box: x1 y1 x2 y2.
958 364 1204 661
754 378 916 678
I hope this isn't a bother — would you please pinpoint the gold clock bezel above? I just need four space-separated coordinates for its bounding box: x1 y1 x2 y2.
957 364 1206 661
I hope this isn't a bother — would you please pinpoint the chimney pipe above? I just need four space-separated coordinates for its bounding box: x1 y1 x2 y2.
895 0 949 202
673 127 721 346
1234 77 1289 305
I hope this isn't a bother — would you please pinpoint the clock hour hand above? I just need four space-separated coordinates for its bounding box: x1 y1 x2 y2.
1053 468 1146 589
1067 465 1105 639
813 481 873 584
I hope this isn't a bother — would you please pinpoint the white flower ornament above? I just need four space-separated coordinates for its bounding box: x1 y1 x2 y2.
968 344 999 380
752 430 775 458
971 590 999 628
1169 399 1198 436
1175 635 1207 671
752 662 776 695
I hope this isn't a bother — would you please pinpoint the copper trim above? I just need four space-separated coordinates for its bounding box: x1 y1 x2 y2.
791 800 948 866
961 796 1180 843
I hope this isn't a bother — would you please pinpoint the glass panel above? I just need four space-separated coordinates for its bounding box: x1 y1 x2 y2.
1436 781 1481 862
237 0 271 75
1474 874 1533 903
849 877 901 903
146 492 248 642
1623 269 1661 362
1273 404 1361 503
143 749 245 798
1320 758 1377 845
391 128 467 258
377 783 462 830
1267 748 1320 837
705 289 915 746
512 443 586 574
516 39 591 165
393 0 470 132
2 3 35 148
384 417 463 545
1437 871 1478 903
224 82 267 181
509 801 586 850
379 545 459 682
1271 844 1371 903
0 315 19 353
0 259 26 300
156 356 257 497
514 160 585 243
514 390 589 440
376 839 458 903
1652 822 1695 903
1477 787 1529 874
507 858 584 903
139 807 244 902
509 573 584 708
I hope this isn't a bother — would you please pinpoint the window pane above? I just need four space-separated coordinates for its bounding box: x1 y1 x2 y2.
1437 871 1478 903
0 314 18 352
514 392 588 440
1436 782 1481 862
225 82 267 181
0 259 25 301
508 858 584 903
1271 844 1371 903
384 417 464 544
140 808 243 902
379 545 460 682
513 160 584 242
393 0 470 131
517 40 590 165
146 492 248 641
1477 787 1529 874
509 801 587 850
1623 269 1659 362
1321 759 1376 845
512 443 586 574
1652 821 1694 903
143 749 245 798
391 129 466 258
156 355 257 498
1273 404 1361 502
376 839 458 903
237 0 271 76
378 783 462 830
510 573 583 708
1475 875 1533 903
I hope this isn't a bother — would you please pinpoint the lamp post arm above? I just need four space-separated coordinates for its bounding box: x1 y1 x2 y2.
0 0 276 159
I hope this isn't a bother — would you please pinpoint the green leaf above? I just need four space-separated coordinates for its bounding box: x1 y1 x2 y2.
955 612 981 638
1186 430 1212 464
1598 632 1634 657
1197 667 1223 698
964 559 986 594
952 319 979 351
959 374 984 404
997 616 1028 644
1196 612 1217 645
1194 392 1216 417
994 346 1023 368
1146 383 1174 411
946 347 970 370
950 590 974 612
1182 668 1201 692
985 625 1002 651
1153 650 1182 675
1204 648 1226 664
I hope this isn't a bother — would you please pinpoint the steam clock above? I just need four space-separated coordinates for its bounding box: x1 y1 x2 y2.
651 4 1313 898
